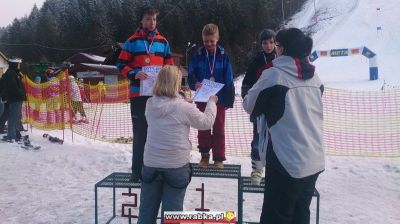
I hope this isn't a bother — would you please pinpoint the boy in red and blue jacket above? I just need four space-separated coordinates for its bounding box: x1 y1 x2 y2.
116 6 173 182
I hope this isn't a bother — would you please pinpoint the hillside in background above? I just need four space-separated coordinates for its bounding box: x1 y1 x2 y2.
0 0 307 74
288 0 399 90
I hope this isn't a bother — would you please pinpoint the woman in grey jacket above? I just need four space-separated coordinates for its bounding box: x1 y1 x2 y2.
243 28 325 224
138 65 217 223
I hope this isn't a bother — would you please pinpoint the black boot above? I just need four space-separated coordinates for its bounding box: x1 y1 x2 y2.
16 132 22 141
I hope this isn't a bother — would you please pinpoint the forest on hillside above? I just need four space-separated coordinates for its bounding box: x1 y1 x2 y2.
0 0 307 74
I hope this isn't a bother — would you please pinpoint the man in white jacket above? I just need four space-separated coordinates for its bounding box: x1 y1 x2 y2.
243 28 325 224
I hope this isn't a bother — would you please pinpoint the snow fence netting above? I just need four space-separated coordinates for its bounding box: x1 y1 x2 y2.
21 70 400 157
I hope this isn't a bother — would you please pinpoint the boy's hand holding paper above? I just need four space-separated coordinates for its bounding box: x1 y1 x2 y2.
193 79 224 102
140 66 162 96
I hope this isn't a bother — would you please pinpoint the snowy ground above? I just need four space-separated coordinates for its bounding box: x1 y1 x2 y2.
1 0 400 223
0 129 399 224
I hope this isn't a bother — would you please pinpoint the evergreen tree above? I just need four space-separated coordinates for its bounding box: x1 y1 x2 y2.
0 0 308 75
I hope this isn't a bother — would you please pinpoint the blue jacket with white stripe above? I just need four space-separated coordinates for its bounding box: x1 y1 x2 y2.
188 45 235 108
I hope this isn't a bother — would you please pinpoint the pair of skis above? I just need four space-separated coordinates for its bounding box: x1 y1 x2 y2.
0 135 41 150
1 133 63 150
17 134 63 149
21 135 41 150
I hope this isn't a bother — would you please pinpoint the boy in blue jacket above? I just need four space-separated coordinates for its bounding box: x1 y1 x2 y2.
188 23 235 168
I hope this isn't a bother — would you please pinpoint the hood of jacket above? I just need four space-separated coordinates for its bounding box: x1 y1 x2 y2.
146 96 182 118
135 27 159 38
272 55 315 80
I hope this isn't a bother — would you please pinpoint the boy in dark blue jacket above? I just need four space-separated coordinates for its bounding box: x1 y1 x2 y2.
242 29 276 185
188 23 235 169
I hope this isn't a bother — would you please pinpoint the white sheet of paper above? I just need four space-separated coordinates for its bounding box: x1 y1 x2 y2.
193 79 224 102
140 66 162 96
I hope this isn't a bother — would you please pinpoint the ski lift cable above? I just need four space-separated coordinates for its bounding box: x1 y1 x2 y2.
0 41 110 51
314 0 317 16
158 0 184 23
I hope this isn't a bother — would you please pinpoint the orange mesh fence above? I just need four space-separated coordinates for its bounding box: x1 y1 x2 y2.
23 71 71 130
323 88 400 157
86 81 130 103
189 97 253 156
70 79 132 141
22 72 400 157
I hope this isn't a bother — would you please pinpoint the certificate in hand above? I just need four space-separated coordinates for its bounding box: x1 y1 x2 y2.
193 79 224 102
140 66 162 96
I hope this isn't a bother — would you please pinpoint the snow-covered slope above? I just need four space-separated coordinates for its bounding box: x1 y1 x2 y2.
288 0 400 90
